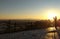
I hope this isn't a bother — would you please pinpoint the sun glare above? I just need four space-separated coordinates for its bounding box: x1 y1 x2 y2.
48 12 57 20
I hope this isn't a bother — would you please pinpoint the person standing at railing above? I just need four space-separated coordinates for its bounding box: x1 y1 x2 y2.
53 16 57 30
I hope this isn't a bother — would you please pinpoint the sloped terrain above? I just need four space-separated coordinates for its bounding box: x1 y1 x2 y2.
0 29 47 39
0 27 59 39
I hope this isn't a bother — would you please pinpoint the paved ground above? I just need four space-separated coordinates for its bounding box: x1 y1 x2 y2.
0 27 60 39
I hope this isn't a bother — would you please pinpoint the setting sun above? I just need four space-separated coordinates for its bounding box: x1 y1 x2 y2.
48 11 57 20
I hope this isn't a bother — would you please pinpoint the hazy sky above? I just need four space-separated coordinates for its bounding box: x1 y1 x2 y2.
0 0 60 20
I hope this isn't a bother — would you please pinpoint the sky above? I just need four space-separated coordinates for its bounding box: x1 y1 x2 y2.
0 0 60 20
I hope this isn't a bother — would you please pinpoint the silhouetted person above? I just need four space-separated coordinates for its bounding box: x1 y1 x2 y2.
53 16 57 30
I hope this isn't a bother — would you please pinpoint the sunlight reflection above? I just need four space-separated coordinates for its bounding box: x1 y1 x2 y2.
45 33 54 39
47 27 56 31
44 32 59 39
